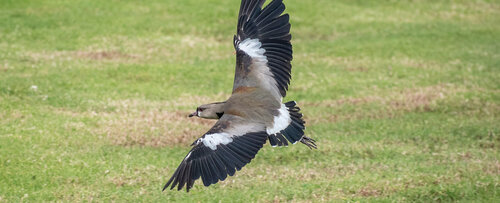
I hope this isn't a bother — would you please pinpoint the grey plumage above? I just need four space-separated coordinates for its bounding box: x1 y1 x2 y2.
164 0 316 192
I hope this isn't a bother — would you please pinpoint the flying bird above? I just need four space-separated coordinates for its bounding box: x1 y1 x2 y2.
163 0 316 192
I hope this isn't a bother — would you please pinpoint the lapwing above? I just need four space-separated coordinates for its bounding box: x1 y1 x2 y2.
163 0 316 192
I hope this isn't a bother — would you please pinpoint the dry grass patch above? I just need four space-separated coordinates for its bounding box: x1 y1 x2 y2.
357 186 382 197
482 160 500 175
74 50 136 61
347 2 498 24
53 95 231 147
300 55 470 72
21 34 230 65
93 95 230 147
437 1 500 22
24 49 140 64
305 84 462 124
392 56 442 70
108 165 163 188
0 63 12 72
387 86 447 112
99 109 215 147
104 93 230 110
215 158 394 188
212 162 455 199
304 55 379 71
85 34 230 63
0 110 32 126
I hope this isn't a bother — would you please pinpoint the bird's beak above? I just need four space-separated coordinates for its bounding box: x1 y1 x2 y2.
188 111 197 117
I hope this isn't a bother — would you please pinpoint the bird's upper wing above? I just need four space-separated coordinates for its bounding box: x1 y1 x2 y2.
163 114 268 192
232 0 292 100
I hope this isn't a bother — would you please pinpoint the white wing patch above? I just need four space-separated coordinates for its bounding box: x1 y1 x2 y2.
237 38 282 100
266 103 291 135
238 38 266 59
201 133 233 150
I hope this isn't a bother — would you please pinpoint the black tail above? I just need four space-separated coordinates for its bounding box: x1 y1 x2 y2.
268 101 317 149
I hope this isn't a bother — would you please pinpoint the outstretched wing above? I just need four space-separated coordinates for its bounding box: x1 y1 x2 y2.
232 0 292 100
163 114 268 192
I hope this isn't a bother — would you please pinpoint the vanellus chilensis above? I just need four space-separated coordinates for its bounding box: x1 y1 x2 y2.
163 0 316 192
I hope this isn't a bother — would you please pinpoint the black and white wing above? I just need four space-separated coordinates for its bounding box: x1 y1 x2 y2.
232 0 293 100
163 114 268 192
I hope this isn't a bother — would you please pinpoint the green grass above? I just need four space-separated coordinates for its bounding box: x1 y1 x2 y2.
1 0 499 201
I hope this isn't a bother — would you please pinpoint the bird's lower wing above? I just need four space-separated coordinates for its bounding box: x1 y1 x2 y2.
163 115 268 192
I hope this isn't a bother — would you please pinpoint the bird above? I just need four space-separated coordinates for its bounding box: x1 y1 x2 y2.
163 0 316 192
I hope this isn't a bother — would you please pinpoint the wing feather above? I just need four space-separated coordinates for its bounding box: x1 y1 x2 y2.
163 115 268 192
233 0 293 99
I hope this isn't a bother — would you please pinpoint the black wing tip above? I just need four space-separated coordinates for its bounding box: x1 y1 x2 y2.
237 0 290 41
162 176 186 192
163 131 268 192
163 171 177 192
162 183 193 192
163 172 194 192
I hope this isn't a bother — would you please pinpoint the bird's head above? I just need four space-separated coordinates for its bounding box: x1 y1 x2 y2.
189 102 226 119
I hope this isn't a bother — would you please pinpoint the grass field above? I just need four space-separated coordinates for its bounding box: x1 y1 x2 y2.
1 0 499 202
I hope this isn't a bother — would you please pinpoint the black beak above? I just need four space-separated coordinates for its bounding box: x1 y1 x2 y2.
188 111 197 117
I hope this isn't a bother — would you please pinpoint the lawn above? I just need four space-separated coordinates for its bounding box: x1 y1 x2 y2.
1 0 499 202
